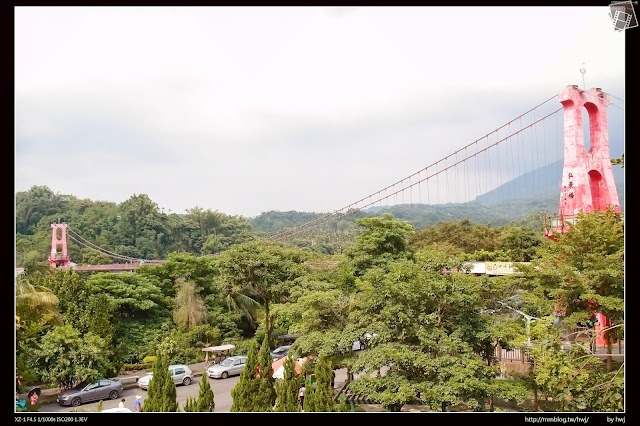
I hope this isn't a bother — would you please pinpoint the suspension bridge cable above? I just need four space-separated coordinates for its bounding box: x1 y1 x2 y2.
68 235 139 263
270 107 562 241
267 94 560 241
67 234 140 263
67 226 139 262
607 92 624 103
508 122 515 201
530 111 542 197
67 227 138 260
484 136 489 199
495 130 501 202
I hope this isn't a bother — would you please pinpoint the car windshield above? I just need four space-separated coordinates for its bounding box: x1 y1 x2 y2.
74 381 91 391
220 358 235 367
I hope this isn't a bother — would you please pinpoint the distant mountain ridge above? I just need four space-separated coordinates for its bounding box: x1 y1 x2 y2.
252 162 624 234
475 160 624 206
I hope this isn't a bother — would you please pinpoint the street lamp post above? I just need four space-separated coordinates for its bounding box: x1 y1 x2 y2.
497 301 538 346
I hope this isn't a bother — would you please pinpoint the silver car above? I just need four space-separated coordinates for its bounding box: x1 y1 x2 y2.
57 378 123 407
207 356 247 379
138 364 194 390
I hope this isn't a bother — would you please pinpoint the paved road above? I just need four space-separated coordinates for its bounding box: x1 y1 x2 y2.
38 375 241 413
33 364 353 413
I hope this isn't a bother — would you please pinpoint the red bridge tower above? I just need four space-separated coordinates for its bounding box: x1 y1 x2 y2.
48 222 71 268
545 85 622 348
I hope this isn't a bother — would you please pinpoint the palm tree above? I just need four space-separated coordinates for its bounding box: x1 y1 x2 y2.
219 278 261 329
15 276 62 382
15 277 61 324
173 278 207 328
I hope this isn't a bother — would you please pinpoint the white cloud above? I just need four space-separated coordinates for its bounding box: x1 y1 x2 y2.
15 6 626 217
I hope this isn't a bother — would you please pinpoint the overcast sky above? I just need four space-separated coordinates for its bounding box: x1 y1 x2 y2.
15 6 626 218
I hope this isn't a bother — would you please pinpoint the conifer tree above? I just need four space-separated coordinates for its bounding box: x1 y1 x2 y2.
303 374 316 412
274 355 300 412
230 340 259 412
313 351 336 411
142 352 177 412
183 395 197 412
195 375 215 412
253 334 276 411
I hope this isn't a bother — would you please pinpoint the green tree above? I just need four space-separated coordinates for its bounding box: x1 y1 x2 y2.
498 226 543 262
35 270 90 332
195 376 215 412
33 325 112 390
312 351 335 411
345 259 498 411
522 208 624 371
230 340 259 412
522 319 623 411
183 374 215 412
274 355 300 412
302 374 316 412
142 351 178 412
15 276 62 385
253 335 276 411
182 396 197 412
343 213 415 276
216 241 309 337
410 218 501 254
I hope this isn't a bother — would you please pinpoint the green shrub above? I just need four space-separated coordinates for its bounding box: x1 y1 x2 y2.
143 356 157 365
122 363 153 371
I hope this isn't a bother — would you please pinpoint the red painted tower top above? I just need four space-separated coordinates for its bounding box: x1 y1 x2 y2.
544 85 621 237
48 222 71 268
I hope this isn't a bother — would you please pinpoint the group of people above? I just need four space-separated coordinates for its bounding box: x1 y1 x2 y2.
16 375 39 410
118 395 142 411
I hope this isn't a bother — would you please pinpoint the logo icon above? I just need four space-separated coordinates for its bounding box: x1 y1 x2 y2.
610 1 638 31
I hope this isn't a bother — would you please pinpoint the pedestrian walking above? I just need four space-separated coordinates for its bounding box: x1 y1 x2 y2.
119 398 125 408
134 395 142 412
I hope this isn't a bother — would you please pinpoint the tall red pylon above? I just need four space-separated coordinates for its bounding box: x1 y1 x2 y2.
48 222 71 268
545 85 622 348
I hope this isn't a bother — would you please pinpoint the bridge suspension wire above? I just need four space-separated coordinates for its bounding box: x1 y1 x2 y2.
268 105 563 242
266 94 560 242
67 234 141 263
607 92 624 103
67 226 140 262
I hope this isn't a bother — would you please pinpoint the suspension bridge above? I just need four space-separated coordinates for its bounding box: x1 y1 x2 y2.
45 84 623 273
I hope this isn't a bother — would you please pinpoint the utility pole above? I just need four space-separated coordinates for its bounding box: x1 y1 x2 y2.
580 63 586 90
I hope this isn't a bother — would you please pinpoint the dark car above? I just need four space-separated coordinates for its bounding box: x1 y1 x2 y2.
270 345 291 361
57 378 123 407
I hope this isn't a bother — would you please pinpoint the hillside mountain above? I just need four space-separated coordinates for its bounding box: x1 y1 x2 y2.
475 160 625 206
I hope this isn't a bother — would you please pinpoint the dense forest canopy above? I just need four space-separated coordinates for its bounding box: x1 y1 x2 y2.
16 185 579 265
14 186 624 412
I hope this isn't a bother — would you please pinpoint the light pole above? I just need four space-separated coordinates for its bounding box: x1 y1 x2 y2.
497 300 538 346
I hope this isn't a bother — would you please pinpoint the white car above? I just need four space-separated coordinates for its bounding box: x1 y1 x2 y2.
101 407 133 413
207 356 247 379
138 364 194 390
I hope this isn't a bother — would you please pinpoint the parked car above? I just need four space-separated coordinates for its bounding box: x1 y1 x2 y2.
137 364 194 390
207 355 247 379
57 378 123 407
270 345 291 361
